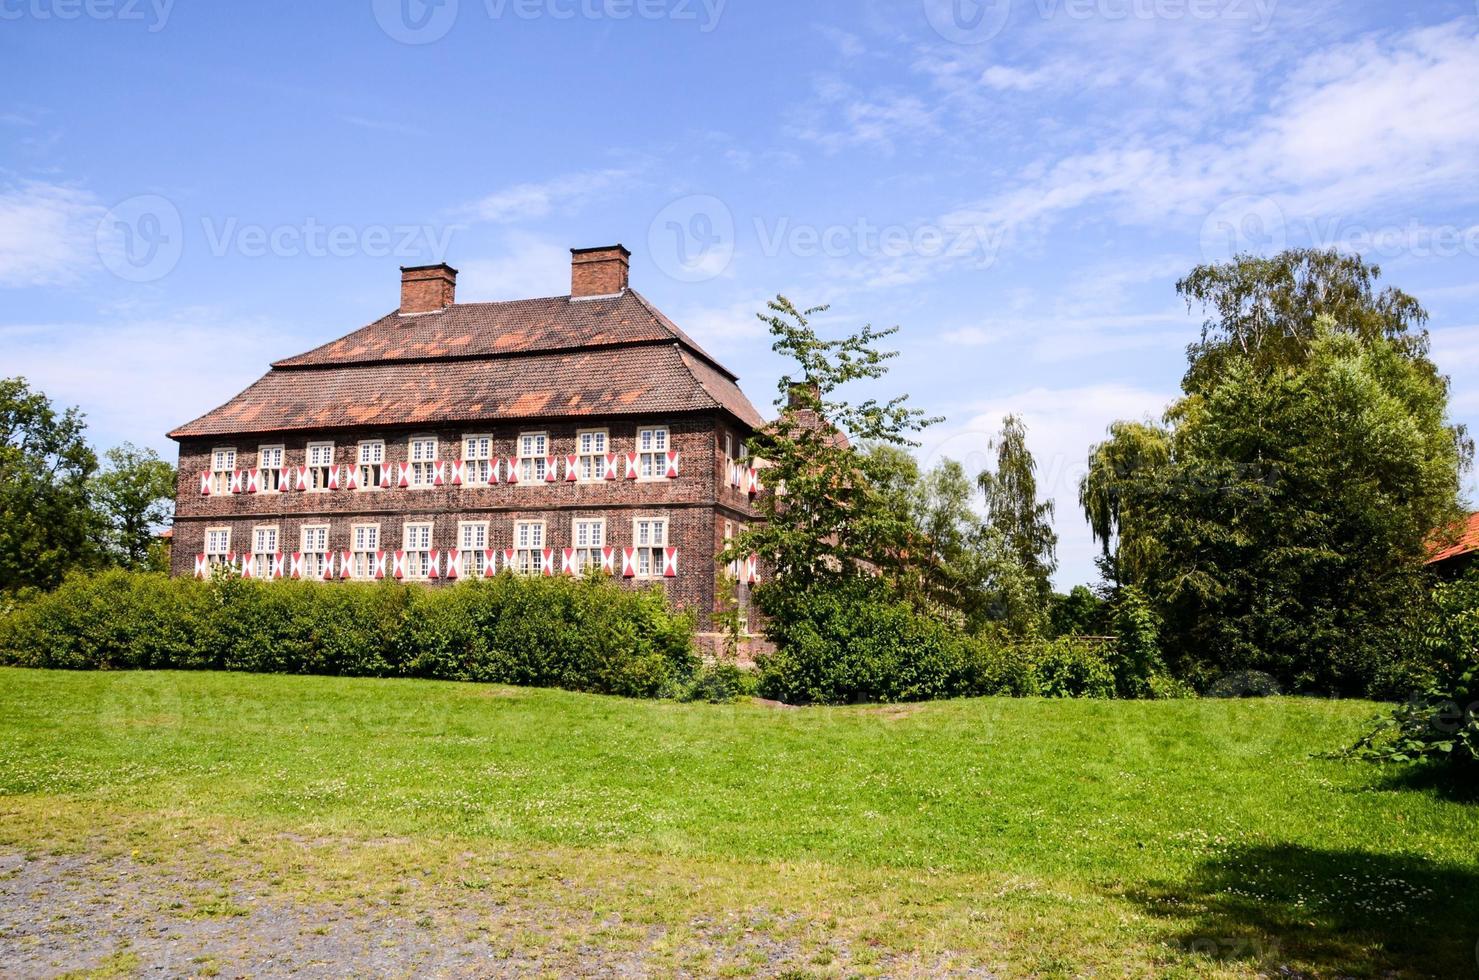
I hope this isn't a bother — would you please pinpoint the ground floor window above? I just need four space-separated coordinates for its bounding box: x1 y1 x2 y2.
253 526 278 577
351 524 380 579
403 523 433 579
205 527 231 567
301 524 329 579
632 517 667 579
573 519 605 572
514 521 545 574
460 521 489 576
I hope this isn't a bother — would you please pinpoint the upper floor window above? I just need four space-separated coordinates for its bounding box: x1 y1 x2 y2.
573 519 605 572
257 445 285 492
514 520 545 574
403 522 433 579
357 441 386 490
632 517 668 579
351 523 380 580
210 448 236 495
463 434 494 484
301 524 330 578
577 429 608 481
518 432 548 482
459 521 489 577
637 426 669 480
307 442 335 491
409 437 439 488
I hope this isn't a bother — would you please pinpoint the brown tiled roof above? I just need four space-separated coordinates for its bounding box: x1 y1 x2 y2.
1426 511 1479 565
170 294 765 439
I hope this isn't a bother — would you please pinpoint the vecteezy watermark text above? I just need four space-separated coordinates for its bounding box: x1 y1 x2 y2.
924 0 1276 44
373 0 726 45
1201 196 1479 263
0 0 175 31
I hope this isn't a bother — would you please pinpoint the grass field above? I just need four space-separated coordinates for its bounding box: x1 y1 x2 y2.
1 668 1476 977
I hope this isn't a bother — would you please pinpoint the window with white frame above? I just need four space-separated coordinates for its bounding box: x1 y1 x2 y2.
403 522 433 579
632 517 668 578
210 448 236 495
573 518 605 572
462 434 493 484
637 426 669 479
307 442 335 490
253 526 279 577
723 520 738 578
576 429 608 481
357 440 386 490
459 521 489 577
257 445 285 492
351 524 380 580
301 524 330 579
409 436 439 488
514 520 545 574
518 432 548 482
205 527 231 566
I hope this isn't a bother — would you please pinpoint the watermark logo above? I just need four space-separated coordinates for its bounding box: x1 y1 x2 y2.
0 0 176 31
650 194 736 283
1200 195 1286 261
96 194 184 283
924 0 1012 44
373 0 460 44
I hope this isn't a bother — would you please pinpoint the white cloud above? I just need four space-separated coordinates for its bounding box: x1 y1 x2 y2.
979 65 1053 92
0 181 105 288
466 169 636 224
456 232 573 301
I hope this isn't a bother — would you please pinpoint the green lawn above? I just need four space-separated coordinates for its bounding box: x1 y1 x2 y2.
2 667 1476 977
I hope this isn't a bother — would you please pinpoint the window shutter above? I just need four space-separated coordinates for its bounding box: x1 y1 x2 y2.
665 451 681 479
391 551 406 580
662 548 679 578
344 465 360 491
428 550 440 580
488 459 500 485
484 550 498 578
432 460 445 488
240 553 256 579
541 548 555 575
565 456 578 482
746 556 760 584
193 554 209 579
273 553 287 579
289 553 305 579
600 546 616 574
445 549 460 580
327 465 340 491
621 548 637 578
452 461 467 486
505 458 520 485
379 465 392 490
561 548 577 575
501 548 516 572
747 467 761 496
625 453 639 480
199 472 212 497
322 554 337 582
604 453 619 481
545 456 558 483
229 470 243 494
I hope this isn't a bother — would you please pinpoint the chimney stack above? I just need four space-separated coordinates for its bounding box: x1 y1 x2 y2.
570 245 630 299
400 263 458 314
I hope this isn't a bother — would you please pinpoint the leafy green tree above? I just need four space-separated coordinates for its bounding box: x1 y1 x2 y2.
1082 251 1469 695
978 414 1058 608
1049 585 1105 637
90 443 176 571
0 377 99 593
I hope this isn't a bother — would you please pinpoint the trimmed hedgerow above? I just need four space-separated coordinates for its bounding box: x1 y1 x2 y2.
0 569 696 700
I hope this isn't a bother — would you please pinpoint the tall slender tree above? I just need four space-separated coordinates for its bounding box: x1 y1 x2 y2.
978 414 1057 607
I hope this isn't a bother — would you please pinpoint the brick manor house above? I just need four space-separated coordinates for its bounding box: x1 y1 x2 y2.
168 245 766 629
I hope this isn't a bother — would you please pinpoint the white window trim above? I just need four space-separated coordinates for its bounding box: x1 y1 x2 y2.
252 524 280 578
256 445 285 493
210 447 237 495
631 516 669 579
576 428 609 483
300 524 331 578
350 522 381 580
408 435 439 490
306 441 335 492
518 431 550 482
513 519 547 575
462 434 494 484
356 440 386 492
572 517 607 573
205 526 231 562
458 520 490 577
636 426 670 482
402 521 434 580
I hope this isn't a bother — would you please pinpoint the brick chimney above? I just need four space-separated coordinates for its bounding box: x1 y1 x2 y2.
400 263 458 314
570 245 630 299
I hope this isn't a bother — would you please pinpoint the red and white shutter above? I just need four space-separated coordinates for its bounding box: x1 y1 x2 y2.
501 548 516 572
427 550 440 580
321 553 337 582
600 546 616 575
432 460 445 487
372 552 386 580
391 551 406 580
625 453 639 480
621 548 637 578
344 465 360 491
327 465 340 491
540 548 555 575
289 553 305 579
487 459 500 485
239 553 256 579
662 548 679 578
199 472 212 496
229 470 243 494
395 462 409 488
450 461 467 486
338 551 352 580
445 549 460 581
273 553 288 579
747 468 762 496
664 451 681 479
483 550 498 577
379 464 392 490
544 456 558 483
291 466 306 492
505 458 520 485
561 548 577 575
746 556 761 585
193 554 210 579
603 454 619 480
565 456 578 482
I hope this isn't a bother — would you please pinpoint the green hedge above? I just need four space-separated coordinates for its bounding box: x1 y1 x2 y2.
0 570 697 699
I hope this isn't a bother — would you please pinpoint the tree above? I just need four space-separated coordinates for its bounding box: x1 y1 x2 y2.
90 443 176 571
1082 250 1469 696
1049 585 1105 637
725 297 939 592
0 377 99 593
978 414 1058 607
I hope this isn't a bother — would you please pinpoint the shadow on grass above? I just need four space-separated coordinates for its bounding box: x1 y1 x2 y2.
1125 844 1479 977
1374 762 1479 805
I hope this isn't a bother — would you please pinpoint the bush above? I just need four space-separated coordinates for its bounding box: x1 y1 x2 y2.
0 570 697 700
1029 637 1117 699
682 661 754 704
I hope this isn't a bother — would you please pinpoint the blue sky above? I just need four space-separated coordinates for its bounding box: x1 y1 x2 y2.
4 0 1479 586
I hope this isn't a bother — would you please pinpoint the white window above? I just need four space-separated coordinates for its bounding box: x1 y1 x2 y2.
723 432 733 461
301 524 330 579
205 527 231 566
723 520 738 578
210 448 236 495
351 523 380 580
357 440 386 490
403 522 433 579
637 426 669 480
257 445 285 492
462 434 494 484
573 519 605 572
518 432 548 482
459 521 489 577
577 429 608 481
514 520 545 574
253 525 279 578
409 436 439 488
632 517 668 579
307 442 335 491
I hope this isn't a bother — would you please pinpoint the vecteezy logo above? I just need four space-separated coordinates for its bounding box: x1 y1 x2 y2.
923 0 1011 44
373 0 459 44
649 195 736 283
96 194 184 283
1199 195 1286 262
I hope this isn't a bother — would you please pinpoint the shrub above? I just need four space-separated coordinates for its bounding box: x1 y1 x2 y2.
1029 637 1117 699
1106 586 1163 698
683 660 754 704
0 570 696 699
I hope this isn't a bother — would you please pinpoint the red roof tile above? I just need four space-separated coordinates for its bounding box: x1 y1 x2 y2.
1426 511 1479 564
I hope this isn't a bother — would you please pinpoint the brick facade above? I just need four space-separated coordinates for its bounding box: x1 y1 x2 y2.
169 247 767 636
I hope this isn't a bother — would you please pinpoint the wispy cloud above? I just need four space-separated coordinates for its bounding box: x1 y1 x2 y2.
0 181 105 288
465 169 637 224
